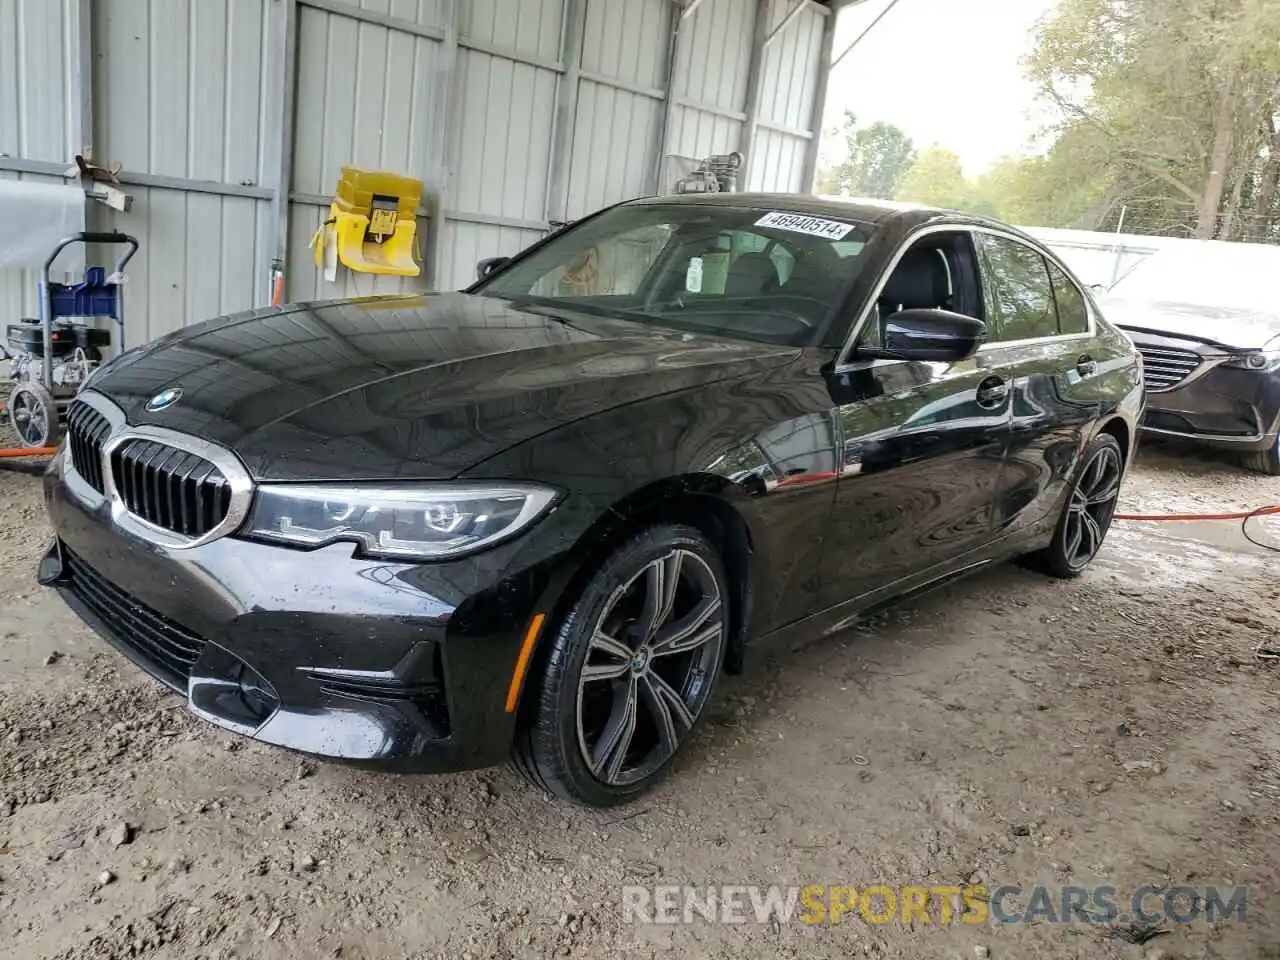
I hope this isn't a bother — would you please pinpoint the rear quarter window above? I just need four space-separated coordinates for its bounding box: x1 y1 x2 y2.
1047 261 1090 335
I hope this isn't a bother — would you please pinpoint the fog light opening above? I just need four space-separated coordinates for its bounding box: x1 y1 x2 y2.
235 662 277 722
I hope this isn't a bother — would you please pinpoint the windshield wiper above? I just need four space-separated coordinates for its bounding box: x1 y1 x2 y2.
492 295 620 336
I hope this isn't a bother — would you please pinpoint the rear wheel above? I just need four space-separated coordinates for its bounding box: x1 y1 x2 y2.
1023 434 1124 579
513 524 728 807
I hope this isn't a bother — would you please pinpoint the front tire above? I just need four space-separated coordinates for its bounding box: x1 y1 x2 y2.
513 524 728 807
1241 435 1280 475
1023 433 1124 579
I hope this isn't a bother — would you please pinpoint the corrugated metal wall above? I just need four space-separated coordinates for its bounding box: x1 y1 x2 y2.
286 0 450 302
93 0 274 344
1 0 835 349
665 0 756 162
748 0 826 192
0 0 80 322
443 0 563 290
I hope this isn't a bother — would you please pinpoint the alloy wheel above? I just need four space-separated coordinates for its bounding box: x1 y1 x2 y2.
575 548 724 786
1063 444 1122 570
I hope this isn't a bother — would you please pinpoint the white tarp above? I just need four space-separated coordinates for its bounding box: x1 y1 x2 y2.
0 179 85 270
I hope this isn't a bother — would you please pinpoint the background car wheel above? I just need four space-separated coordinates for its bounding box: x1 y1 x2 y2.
1241 436 1280 475
513 524 728 807
1023 433 1124 579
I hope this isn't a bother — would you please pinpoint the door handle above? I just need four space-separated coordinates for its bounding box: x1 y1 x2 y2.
976 376 1008 407
1076 355 1097 376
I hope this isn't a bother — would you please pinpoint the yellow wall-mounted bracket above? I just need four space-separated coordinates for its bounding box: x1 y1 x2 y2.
312 166 423 278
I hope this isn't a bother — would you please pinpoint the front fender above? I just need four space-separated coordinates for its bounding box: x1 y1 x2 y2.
460 357 841 637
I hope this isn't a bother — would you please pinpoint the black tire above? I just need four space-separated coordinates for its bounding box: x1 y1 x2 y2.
513 524 729 807
1241 436 1280 475
1023 433 1124 579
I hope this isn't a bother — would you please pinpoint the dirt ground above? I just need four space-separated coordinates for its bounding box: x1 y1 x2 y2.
0 440 1277 960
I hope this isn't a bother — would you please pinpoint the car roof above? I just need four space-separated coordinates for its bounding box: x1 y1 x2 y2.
626 191 1011 233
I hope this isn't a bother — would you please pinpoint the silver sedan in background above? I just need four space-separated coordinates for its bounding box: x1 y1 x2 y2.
1099 243 1280 474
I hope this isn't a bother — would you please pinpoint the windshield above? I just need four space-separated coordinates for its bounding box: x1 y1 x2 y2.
1107 243 1280 312
474 202 872 347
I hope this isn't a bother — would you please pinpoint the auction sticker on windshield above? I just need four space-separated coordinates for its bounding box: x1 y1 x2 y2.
755 211 855 240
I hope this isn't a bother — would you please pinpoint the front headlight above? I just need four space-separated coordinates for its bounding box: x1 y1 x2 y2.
1221 350 1280 371
242 483 559 560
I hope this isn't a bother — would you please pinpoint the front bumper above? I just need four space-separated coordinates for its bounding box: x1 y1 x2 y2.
39 448 551 773
1132 335 1280 453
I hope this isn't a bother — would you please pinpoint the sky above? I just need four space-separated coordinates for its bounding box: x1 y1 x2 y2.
824 0 1060 176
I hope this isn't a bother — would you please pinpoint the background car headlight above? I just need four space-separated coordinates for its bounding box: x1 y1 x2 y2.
1221 350 1280 371
243 483 559 560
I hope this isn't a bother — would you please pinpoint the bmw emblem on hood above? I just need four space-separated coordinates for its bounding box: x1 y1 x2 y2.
146 388 183 412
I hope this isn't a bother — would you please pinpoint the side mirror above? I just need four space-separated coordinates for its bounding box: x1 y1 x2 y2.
862 308 986 362
476 256 510 281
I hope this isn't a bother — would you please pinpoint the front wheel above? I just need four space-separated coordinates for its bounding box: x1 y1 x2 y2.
1241 435 1280 475
1023 433 1124 579
513 524 728 807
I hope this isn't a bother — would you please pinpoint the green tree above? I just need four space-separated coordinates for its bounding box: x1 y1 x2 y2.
817 110 917 200
894 148 977 210
1027 0 1280 240
970 127 1118 228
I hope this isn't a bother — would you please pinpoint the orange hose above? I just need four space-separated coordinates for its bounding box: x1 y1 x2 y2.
0 446 56 458
1115 505 1280 522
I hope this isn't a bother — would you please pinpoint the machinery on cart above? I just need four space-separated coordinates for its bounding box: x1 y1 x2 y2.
4 232 138 450
671 152 744 195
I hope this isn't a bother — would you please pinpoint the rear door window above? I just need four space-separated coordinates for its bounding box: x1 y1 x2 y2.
977 234 1059 343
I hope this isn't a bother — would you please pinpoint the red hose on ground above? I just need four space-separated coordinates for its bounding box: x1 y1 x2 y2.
1114 503 1280 553
1115 505 1280 522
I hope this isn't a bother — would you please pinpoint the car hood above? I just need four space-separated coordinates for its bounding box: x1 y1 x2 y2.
88 293 798 480
1105 297 1280 351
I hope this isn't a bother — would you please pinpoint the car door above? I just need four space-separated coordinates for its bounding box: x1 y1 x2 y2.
819 228 1013 611
972 230 1102 537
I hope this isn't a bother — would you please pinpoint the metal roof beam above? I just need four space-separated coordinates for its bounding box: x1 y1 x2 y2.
764 0 810 49
830 0 905 69
681 0 713 21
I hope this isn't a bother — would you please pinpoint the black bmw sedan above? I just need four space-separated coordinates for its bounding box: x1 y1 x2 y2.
39 195 1143 806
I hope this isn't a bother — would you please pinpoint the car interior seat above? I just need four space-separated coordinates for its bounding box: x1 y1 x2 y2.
878 246 952 322
724 252 782 299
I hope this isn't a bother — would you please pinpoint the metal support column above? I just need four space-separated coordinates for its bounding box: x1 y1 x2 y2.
800 5 837 192
544 0 588 226
425 0 461 289
266 0 299 304
653 0 693 193
65 0 97 248
68 0 93 158
739 0 774 191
